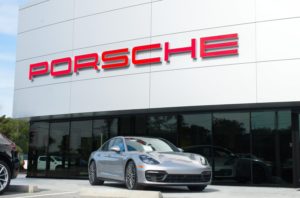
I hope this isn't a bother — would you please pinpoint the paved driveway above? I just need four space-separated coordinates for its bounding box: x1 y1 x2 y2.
5 174 300 198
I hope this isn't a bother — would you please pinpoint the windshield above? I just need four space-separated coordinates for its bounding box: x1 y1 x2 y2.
125 137 178 152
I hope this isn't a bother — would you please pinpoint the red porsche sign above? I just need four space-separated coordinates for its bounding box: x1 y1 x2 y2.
29 33 239 80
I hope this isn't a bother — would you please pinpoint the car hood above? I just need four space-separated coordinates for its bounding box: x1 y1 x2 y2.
147 152 204 165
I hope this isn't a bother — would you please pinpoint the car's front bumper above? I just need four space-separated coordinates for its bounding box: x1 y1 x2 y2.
136 164 212 186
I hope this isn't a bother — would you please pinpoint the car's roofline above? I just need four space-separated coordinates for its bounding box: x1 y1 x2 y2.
113 136 167 140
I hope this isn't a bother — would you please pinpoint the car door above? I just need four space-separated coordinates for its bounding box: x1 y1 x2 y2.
96 139 114 178
106 138 126 180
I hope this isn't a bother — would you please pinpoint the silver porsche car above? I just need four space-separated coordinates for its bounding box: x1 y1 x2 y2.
88 136 212 191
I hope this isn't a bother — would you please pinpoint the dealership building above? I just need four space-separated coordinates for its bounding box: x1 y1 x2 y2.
14 0 300 187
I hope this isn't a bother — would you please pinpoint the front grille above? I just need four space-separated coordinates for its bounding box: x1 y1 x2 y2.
145 171 211 183
145 171 167 182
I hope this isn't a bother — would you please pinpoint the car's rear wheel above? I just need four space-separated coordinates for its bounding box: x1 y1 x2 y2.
88 161 104 185
187 185 207 191
125 161 142 190
0 160 11 194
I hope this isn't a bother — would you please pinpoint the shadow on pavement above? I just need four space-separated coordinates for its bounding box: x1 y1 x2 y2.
104 183 219 193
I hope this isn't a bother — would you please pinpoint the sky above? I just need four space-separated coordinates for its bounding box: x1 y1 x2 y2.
0 0 27 117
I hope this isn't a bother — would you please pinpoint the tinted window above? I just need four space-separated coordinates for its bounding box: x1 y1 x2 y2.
39 157 46 161
251 111 292 184
213 112 251 184
147 115 177 145
93 119 117 150
28 122 49 177
69 120 93 178
48 122 69 177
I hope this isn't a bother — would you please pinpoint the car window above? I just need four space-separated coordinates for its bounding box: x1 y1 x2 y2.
108 139 115 150
125 137 178 152
214 149 230 158
39 156 46 161
100 140 110 151
112 138 125 152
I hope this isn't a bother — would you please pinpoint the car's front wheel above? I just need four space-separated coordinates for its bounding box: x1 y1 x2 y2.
187 185 207 191
125 161 142 190
88 161 104 185
0 160 11 194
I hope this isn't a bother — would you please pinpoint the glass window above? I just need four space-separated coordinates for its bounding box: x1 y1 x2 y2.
48 122 70 177
93 118 118 150
119 116 133 136
69 120 93 178
28 122 49 177
112 138 125 152
135 115 148 136
147 115 178 145
125 137 179 152
251 111 292 184
178 113 212 163
100 140 110 151
213 112 251 184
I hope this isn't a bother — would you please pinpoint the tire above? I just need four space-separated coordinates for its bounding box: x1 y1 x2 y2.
125 161 143 190
187 185 207 192
88 161 104 185
0 160 11 194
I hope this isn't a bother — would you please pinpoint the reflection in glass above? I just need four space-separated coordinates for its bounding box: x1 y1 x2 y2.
28 122 49 177
213 112 251 184
251 111 292 185
93 119 117 150
179 113 212 163
69 120 93 177
48 122 70 177
147 115 177 144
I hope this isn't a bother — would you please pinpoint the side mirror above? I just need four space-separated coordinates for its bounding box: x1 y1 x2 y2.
110 146 121 153
178 148 184 152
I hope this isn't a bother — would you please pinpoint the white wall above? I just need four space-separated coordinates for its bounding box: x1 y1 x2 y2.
13 0 300 118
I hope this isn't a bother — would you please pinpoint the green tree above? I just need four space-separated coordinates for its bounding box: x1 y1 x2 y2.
0 115 29 154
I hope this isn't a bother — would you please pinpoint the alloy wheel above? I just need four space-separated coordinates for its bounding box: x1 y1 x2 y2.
0 164 9 192
126 162 136 189
89 162 96 184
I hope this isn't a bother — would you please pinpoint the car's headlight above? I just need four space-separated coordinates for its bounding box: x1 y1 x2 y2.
200 156 208 166
139 155 159 165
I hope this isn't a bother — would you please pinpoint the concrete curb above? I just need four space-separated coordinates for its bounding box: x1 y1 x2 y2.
80 190 163 198
8 185 39 193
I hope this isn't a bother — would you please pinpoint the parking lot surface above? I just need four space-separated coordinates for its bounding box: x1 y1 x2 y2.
4 174 299 198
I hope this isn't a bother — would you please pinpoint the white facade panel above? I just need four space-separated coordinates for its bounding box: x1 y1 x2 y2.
152 0 255 36
150 24 255 72
74 0 151 18
13 83 71 118
256 18 300 61
256 0 300 21
16 21 73 61
18 0 74 33
70 73 150 114
257 59 300 103
150 63 257 108
73 4 151 49
14 0 300 118
14 51 73 90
